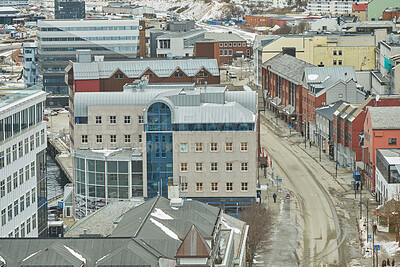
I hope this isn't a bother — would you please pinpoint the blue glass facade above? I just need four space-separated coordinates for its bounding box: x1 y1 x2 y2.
146 103 173 198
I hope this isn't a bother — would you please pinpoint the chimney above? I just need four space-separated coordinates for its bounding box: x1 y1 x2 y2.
139 20 146 58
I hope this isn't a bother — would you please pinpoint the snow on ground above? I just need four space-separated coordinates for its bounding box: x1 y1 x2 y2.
151 208 174 220
91 148 122 157
150 217 180 240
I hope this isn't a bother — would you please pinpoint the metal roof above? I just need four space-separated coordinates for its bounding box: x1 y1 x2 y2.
368 107 400 130
305 66 356 85
72 58 220 80
315 101 345 121
203 32 245 42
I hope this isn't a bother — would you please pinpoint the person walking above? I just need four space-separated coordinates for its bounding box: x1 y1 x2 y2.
273 193 277 203
356 182 360 191
309 139 312 148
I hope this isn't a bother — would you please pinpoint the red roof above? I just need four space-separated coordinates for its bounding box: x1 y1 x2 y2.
353 3 367 12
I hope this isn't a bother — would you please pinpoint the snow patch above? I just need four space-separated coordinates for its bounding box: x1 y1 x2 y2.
0 255 6 264
151 208 173 220
171 207 179 210
63 245 87 264
308 74 319 81
91 148 122 157
221 217 241 234
22 250 41 262
381 241 400 256
150 218 179 240
96 253 109 264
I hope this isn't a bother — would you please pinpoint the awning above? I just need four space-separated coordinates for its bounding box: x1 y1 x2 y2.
283 105 295 115
270 97 281 107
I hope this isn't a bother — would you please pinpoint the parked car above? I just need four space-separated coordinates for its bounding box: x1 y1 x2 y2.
43 116 49 121
48 214 58 221
229 72 237 79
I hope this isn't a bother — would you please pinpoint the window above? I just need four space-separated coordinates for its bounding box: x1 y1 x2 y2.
110 135 117 143
226 162 233 171
81 135 88 143
19 168 23 185
210 142 218 152
124 116 131 124
26 218 31 234
12 144 17 161
195 143 203 152
109 115 116 124
96 135 102 143
211 182 218 192
211 162 218 172
219 49 223 56
0 180 4 198
114 73 124 79
7 204 12 221
0 151 3 169
238 42 241 47
225 142 233 152
41 129 45 145
224 43 228 47
31 188 36 203
35 132 39 148
138 115 144 124
6 147 11 165
14 200 18 217
32 213 36 229
139 134 142 143
13 172 18 189
242 42 246 47
25 165 29 181
241 182 248 191
20 195 24 212
229 42 232 47
240 142 248 151
24 138 28 155
333 50 337 56
18 141 23 158
95 116 102 124
196 182 203 192
14 227 19 238
333 60 337 65
241 162 248 171
338 50 342 56
229 49 233 56
233 42 237 47
7 176 11 193
31 162 35 178
174 72 184 78
180 143 188 152
195 162 203 172
219 43 223 47
180 182 188 192
338 60 342 66
1 209 5 226
180 162 188 172
389 138 397 145
30 135 34 151
226 182 233 192
26 191 30 208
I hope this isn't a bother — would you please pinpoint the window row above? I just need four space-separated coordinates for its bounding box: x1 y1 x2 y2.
0 131 44 169
181 182 249 192
1 188 35 227
81 134 142 144
180 162 248 172
219 42 247 47
0 163 35 197
6 214 36 238
93 115 143 125
180 142 248 152
0 103 43 142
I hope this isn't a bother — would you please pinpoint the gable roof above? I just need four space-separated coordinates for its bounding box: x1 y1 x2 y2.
368 107 400 130
72 58 220 80
263 53 315 85
176 225 211 258
315 101 345 121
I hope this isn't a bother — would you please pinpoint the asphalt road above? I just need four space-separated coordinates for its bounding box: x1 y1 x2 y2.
260 115 346 266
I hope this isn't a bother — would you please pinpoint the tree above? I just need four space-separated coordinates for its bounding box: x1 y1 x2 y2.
382 188 400 246
240 203 275 266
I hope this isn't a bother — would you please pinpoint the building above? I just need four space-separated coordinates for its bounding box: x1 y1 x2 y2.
66 55 220 95
302 66 366 142
0 0 28 7
375 149 400 205
382 7 400 21
0 7 29 25
363 107 400 193
0 196 248 266
351 3 368 21
155 30 206 58
102 2 155 16
245 14 289 27
37 19 145 97
70 81 257 218
262 53 315 132
254 33 382 88
0 88 47 238
22 42 39 87
343 21 396 34
55 1 85 20
367 0 399 21
194 32 252 65
308 0 368 15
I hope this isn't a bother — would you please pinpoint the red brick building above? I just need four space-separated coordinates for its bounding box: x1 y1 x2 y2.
261 53 314 132
194 32 252 65
245 15 289 27
382 8 400 21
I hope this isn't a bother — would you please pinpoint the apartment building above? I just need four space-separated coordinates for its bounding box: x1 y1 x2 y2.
375 149 400 205
56 1 86 20
308 0 368 15
155 30 205 58
0 88 47 238
37 19 145 97
71 81 257 218
22 42 39 87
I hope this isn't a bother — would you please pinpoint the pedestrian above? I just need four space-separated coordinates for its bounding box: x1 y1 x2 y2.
387 259 390 266
382 260 386 267
273 193 277 203
301 131 304 137
392 259 395 266
309 139 312 148
356 182 360 191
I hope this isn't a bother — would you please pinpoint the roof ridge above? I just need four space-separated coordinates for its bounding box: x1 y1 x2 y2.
134 196 161 238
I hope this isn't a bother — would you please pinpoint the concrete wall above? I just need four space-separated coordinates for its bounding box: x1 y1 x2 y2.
326 80 365 104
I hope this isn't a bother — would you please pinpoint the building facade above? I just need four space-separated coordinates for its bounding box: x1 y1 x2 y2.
156 30 205 58
308 0 368 15
0 0 28 7
0 88 47 238
37 19 144 96
57 1 85 20
22 42 39 87
375 149 400 205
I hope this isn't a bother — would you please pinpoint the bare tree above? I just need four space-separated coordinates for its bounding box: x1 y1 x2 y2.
382 187 400 246
274 25 293 35
240 203 275 266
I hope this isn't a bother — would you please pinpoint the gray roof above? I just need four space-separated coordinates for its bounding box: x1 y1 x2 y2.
304 66 357 86
315 101 345 121
263 53 315 85
157 29 205 39
368 107 400 130
203 32 245 42
72 58 219 80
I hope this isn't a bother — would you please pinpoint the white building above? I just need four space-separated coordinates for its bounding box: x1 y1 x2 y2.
308 0 368 15
376 149 400 205
0 88 47 238
22 42 39 87
0 0 28 7
156 30 205 58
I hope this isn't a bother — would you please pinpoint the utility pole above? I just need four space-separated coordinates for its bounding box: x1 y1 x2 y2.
366 199 369 240
319 129 321 162
360 183 362 219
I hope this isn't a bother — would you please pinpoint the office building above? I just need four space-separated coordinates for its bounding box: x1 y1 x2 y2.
55 0 85 20
0 88 47 238
376 149 400 204
0 7 28 25
155 30 205 58
37 19 145 97
308 0 368 15
22 42 39 87
0 0 28 7
71 80 257 218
